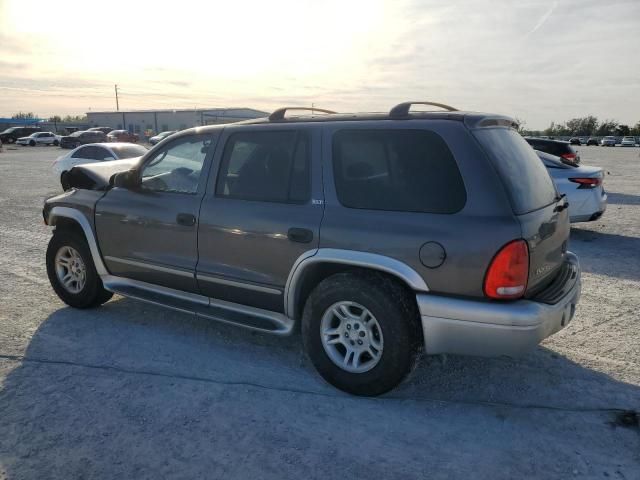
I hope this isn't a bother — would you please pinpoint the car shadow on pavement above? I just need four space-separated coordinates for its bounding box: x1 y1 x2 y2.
605 192 640 205
1 298 639 477
570 228 640 282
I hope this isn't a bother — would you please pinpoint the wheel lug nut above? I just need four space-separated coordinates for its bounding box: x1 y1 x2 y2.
357 340 363 345
354 324 359 330
345 332 349 337
346 324 351 330
359 331 365 337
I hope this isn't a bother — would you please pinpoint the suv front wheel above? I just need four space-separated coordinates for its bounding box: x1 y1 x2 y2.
46 230 113 308
302 272 421 396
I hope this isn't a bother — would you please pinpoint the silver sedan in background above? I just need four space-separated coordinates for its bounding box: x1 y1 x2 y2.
537 150 607 223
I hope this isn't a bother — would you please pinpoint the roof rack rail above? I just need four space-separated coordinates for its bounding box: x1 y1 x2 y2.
268 107 337 121
389 101 458 118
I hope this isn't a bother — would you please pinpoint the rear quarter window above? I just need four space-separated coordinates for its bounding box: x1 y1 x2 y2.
332 129 466 214
474 128 557 215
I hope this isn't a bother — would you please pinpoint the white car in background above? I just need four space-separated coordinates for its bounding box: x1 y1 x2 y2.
53 142 147 190
620 136 637 147
16 132 60 146
600 136 616 146
536 150 607 223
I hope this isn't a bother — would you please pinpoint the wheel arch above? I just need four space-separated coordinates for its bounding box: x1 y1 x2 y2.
285 248 429 320
47 206 108 276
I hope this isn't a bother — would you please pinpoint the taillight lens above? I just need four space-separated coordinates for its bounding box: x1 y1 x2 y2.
561 153 577 160
569 177 601 188
484 240 529 300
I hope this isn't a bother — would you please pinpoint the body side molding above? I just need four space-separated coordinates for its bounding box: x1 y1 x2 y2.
284 248 430 317
48 206 109 276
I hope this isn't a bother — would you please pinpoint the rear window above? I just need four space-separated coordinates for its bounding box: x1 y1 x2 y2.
474 128 557 215
332 129 466 214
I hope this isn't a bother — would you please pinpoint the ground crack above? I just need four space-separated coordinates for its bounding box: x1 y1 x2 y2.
0 353 636 416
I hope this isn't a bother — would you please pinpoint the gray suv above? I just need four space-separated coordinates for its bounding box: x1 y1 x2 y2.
43 102 581 396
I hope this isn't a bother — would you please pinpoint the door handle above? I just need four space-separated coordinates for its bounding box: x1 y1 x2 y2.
287 227 313 243
176 213 196 226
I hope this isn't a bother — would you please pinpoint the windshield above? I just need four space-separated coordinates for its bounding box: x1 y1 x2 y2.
70 131 83 137
474 128 558 215
2 128 17 134
110 145 147 159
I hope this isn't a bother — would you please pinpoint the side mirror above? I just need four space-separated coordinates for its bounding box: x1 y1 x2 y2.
111 170 139 189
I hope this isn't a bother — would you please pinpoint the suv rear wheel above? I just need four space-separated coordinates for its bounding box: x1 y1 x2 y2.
46 230 113 308
302 272 421 396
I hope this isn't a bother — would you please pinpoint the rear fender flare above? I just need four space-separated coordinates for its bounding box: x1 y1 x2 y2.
284 248 430 318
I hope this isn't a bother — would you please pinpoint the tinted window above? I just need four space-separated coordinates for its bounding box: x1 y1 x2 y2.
216 130 310 204
91 147 113 160
141 135 211 194
332 129 465 214
110 145 147 159
474 128 557 214
71 147 90 159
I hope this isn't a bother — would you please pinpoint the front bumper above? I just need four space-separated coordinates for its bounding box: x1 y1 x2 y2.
418 252 581 357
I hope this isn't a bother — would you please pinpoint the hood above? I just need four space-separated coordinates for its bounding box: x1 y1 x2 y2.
67 157 141 190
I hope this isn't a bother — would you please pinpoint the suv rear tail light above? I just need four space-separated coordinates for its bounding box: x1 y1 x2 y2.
484 240 529 300
569 177 601 188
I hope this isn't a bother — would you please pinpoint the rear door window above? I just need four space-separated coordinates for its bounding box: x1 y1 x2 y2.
473 128 557 214
331 129 466 213
216 130 310 204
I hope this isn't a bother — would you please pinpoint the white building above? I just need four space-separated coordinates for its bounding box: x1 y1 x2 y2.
86 107 269 137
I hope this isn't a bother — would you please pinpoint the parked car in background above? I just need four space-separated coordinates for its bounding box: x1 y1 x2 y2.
88 126 113 134
569 137 581 145
620 136 636 147
537 150 606 223
53 142 147 190
586 137 599 146
600 136 616 147
16 131 60 146
0 126 41 144
60 130 107 149
525 137 580 164
107 130 139 143
149 130 177 145
43 102 581 396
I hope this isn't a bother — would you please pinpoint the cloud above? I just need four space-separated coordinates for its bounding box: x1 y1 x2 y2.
525 1 558 36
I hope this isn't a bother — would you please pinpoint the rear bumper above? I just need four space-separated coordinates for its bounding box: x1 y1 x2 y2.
417 252 581 357
570 191 607 223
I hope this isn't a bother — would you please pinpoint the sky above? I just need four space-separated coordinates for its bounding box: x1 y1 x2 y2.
0 0 638 129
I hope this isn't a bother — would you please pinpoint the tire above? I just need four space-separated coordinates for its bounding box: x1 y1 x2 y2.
60 172 71 191
46 230 113 309
29 140 36 146
302 272 421 396
53 140 59 146
7 137 15 144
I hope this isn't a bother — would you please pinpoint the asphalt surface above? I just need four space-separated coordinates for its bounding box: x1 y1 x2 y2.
0 144 638 479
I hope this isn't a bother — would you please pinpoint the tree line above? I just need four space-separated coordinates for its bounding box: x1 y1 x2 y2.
10 112 88 123
519 116 640 137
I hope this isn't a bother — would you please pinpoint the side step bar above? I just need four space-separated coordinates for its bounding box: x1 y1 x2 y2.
101 275 294 335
